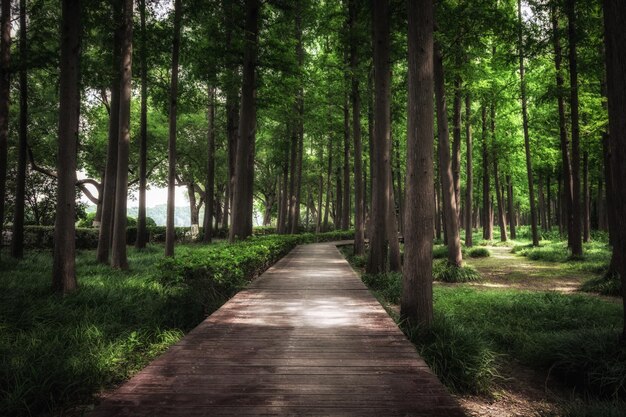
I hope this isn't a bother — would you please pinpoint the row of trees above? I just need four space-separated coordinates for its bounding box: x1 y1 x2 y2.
0 0 624 337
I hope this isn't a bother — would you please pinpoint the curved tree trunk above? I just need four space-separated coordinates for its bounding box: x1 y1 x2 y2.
402 0 434 327
230 0 260 241
11 0 28 258
165 0 181 257
52 0 80 293
434 42 462 267
110 0 133 269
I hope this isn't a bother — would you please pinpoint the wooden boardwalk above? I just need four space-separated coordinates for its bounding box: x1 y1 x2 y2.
91 243 465 416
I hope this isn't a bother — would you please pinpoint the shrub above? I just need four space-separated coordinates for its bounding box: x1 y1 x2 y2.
468 247 490 258
432 260 481 283
362 272 402 304
403 314 498 395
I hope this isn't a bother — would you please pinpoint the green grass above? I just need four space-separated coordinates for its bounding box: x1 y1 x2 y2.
581 271 622 297
432 260 482 283
0 231 355 417
467 247 491 258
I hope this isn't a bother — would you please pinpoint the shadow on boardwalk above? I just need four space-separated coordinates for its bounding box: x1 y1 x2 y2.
91 243 465 417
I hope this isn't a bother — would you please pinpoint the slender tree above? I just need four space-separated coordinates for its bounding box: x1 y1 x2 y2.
110 0 133 269
52 0 81 293
566 0 582 256
11 0 28 258
0 0 10 234
230 0 260 241
165 0 182 257
464 94 473 247
452 77 462 221
481 105 492 240
507 175 516 239
136 0 148 249
350 0 364 255
366 0 390 274
491 105 507 242
434 42 462 267
402 0 434 327
517 0 539 246
203 85 216 243
602 0 626 343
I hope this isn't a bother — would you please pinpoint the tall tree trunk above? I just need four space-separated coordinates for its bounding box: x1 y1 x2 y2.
165 0 181 257
481 105 492 240
387 141 401 272
0 0 10 235
316 170 323 233
110 0 133 269
566 0 582 256
203 85 216 243
293 2 304 234
11 0 27 258
188 183 199 227
551 3 574 248
230 0 259 241
342 91 351 230
507 175 516 239
491 105 507 242
547 174 552 230
97 1 122 263
52 0 80 293
539 174 548 232
434 42 462 267
518 0 539 246
452 77 462 222
287 129 297 232
583 150 591 243
366 0 390 274
279 156 289 233
350 0 364 253
323 135 332 232
402 0 434 327
602 0 626 344
136 0 148 249
464 94 473 247
335 166 342 228
434 181 441 240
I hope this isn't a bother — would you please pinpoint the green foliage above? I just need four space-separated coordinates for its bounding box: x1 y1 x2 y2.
432 260 482 283
513 240 612 275
404 315 499 395
468 247 491 258
361 272 403 304
580 271 622 297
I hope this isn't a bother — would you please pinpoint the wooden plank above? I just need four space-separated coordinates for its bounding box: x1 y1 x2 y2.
90 242 465 417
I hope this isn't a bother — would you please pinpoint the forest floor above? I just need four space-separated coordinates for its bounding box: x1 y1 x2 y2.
447 245 618 416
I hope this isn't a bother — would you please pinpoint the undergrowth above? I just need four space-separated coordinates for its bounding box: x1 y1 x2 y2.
432 260 482 282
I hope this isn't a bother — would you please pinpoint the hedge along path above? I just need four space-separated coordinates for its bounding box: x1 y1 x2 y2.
90 242 464 416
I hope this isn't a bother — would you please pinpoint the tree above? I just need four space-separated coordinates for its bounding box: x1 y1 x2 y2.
11 0 28 258
481 105 492 240
0 0 10 234
135 0 148 249
402 0 434 327
566 0 583 257
464 94 473 247
517 0 539 247
491 105 507 242
110 0 133 269
366 0 390 274
434 42 462 267
52 0 81 293
165 0 182 257
229 0 260 241
203 85 216 243
602 0 626 343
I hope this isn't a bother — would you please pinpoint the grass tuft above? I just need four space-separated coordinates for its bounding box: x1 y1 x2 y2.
432 260 482 282
468 247 491 258
580 270 622 297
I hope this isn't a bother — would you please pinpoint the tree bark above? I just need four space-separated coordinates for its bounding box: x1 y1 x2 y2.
518 0 539 246
342 90 351 230
491 105 507 242
566 0 583 256
583 149 590 242
387 141 401 272
507 175 516 239
0 0 10 234
323 134 332 232
464 94 473 247
203 85 216 243
366 0 391 274
164 0 181 257
402 0 434 327
97 1 122 263
11 0 27 258
230 0 259 241
136 0 148 249
110 0 133 269
292 2 304 234
602 0 626 343
481 105 492 240
52 0 80 293
434 42 462 267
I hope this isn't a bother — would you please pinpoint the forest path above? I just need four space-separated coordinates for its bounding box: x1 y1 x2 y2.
90 242 464 417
